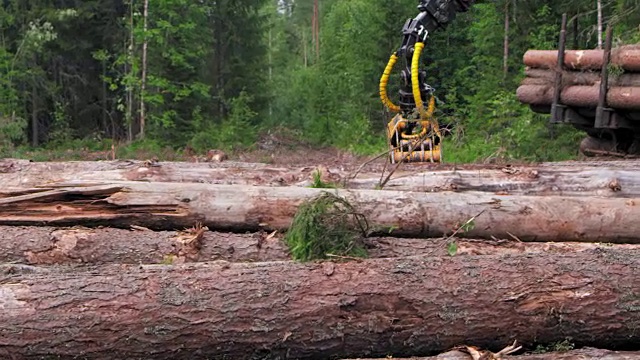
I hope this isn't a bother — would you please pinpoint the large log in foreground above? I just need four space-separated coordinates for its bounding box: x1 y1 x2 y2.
3 226 639 265
1 249 638 359
1 182 640 242
347 348 640 360
523 46 640 71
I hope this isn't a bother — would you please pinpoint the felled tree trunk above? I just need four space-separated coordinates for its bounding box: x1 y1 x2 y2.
523 46 640 71
3 226 637 265
0 226 289 265
347 348 640 360
5 158 640 197
1 249 638 359
516 84 640 109
1 182 640 242
522 68 640 87
345 163 639 197
0 158 321 188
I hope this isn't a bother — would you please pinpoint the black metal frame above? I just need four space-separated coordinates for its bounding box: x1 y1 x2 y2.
550 14 640 137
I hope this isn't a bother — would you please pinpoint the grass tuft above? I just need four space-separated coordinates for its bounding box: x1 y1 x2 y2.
284 192 369 262
310 170 338 189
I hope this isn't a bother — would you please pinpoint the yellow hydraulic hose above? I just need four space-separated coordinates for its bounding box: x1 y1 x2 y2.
379 53 401 113
411 41 441 138
411 42 427 119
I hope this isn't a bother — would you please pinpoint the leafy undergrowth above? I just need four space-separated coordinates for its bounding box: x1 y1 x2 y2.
284 192 369 262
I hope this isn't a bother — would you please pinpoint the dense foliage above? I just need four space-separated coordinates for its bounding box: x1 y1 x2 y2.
0 0 638 162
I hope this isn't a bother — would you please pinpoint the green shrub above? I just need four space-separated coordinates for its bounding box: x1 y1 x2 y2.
189 91 258 153
284 192 369 262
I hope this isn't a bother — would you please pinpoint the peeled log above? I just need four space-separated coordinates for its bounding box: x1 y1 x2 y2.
347 348 640 360
1 249 638 359
7 158 640 197
3 226 639 265
1 182 640 242
347 164 640 197
0 158 322 188
522 68 640 87
516 84 640 109
523 46 640 71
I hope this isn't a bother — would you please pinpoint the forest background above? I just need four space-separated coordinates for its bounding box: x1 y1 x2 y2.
0 0 639 163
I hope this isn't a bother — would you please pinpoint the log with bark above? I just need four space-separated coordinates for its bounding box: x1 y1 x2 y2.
1 182 640 242
0 158 326 188
6 158 640 198
344 164 638 197
3 226 638 265
1 248 638 359
522 68 640 87
0 226 289 265
523 46 640 71
516 84 640 109
346 348 640 360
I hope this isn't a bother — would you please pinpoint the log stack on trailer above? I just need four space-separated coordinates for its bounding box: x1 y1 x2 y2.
0 157 639 359
516 15 640 156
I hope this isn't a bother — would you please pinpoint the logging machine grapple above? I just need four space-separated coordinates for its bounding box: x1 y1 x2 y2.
379 0 475 163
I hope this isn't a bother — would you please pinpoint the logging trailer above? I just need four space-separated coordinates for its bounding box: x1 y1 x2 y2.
518 16 640 158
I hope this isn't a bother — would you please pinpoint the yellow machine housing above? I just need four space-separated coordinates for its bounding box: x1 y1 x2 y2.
379 41 442 163
386 113 441 163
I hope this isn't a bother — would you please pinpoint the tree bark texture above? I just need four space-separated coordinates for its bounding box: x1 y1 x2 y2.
516 84 640 109
522 68 640 87
0 249 638 359
1 182 640 242
347 348 640 360
2 226 637 265
523 46 640 71
0 226 288 265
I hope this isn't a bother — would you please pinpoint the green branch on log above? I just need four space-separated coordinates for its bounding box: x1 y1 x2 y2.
284 191 369 261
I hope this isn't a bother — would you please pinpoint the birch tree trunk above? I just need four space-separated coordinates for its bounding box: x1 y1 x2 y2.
597 0 603 49
139 0 149 139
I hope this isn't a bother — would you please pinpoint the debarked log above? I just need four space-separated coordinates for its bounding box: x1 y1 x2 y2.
0 158 324 188
0 249 638 359
516 84 640 109
346 348 640 360
2 226 638 265
345 164 640 197
523 46 640 71
1 182 640 242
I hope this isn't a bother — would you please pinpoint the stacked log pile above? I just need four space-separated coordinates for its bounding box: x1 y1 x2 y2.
516 45 640 110
1 158 639 359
